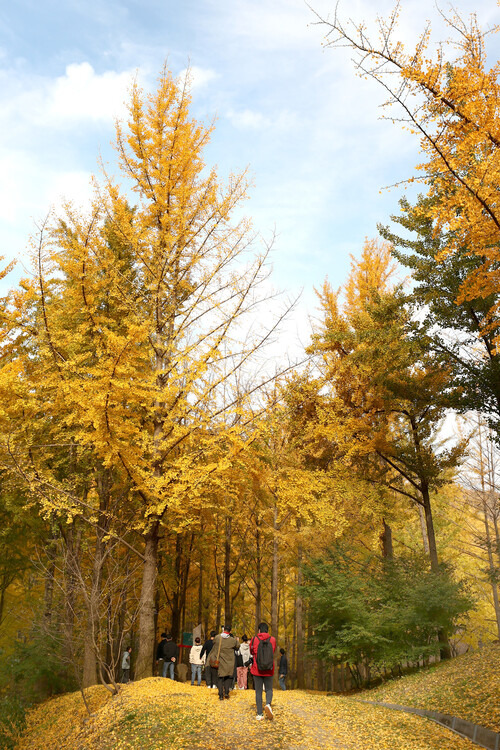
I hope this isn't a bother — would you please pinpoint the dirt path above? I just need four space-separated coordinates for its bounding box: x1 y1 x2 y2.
59 679 480 750
283 694 351 750
192 686 479 750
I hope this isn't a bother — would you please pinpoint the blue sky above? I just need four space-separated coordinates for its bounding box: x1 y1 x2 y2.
1 0 499 350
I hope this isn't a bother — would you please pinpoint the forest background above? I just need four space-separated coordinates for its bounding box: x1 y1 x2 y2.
2 0 500 739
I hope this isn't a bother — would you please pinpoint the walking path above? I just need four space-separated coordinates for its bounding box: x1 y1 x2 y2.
17 677 485 750
191 685 478 750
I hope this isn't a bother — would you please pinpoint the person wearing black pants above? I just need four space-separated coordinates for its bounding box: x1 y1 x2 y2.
278 648 288 690
211 626 238 701
218 674 233 699
249 622 277 720
200 631 217 688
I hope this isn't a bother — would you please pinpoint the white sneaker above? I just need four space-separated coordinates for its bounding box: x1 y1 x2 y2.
256 714 264 721
264 704 273 720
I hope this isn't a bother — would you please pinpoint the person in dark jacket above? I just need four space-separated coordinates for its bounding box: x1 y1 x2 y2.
200 630 217 688
155 633 167 676
278 648 288 690
159 633 178 679
250 622 276 720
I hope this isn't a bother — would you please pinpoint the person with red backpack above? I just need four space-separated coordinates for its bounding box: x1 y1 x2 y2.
250 622 276 720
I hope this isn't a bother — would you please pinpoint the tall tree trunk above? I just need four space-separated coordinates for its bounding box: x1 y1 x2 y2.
483 506 500 639
179 594 186 664
82 626 98 688
43 532 58 624
422 486 439 573
421 486 450 658
135 523 159 680
83 468 113 687
203 586 209 638
282 573 288 646
178 535 193 662
170 535 182 641
380 519 393 559
255 515 262 630
105 593 113 682
479 447 500 639
271 505 279 640
493 515 500 565
411 416 438 570
418 504 430 554
224 515 232 628
198 555 203 628
296 541 305 688
215 588 222 633
61 523 82 664
0 582 6 628
83 527 106 688
291 594 297 688
167 531 194 642
117 560 130 671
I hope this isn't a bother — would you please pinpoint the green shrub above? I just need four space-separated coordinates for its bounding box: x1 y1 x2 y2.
300 546 473 680
0 630 77 749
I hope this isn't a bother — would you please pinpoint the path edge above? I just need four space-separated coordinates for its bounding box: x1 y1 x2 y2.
359 700 500 750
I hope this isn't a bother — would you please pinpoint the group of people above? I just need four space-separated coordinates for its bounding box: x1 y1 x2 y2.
156 622 288 720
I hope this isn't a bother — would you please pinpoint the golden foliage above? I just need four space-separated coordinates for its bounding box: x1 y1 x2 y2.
320 6 500 343
368 643 500 732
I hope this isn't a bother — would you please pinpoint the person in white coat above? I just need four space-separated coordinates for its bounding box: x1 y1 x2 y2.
236 634 251 689
189 636 205 685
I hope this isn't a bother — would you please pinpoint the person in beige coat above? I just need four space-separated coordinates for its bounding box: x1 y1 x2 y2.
211 626 239 700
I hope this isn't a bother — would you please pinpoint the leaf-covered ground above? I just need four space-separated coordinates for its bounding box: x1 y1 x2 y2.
364 643 500 732
15 676 481 750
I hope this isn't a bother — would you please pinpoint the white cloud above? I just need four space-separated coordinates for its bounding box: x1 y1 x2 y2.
205 0 324 52
41 62 133 125
0 145 93 237
0 62 135 136
225 107 297 131
226 108 271 130
178 65 218 90
209 0 499 64
46 169 94 209
0 62 132 266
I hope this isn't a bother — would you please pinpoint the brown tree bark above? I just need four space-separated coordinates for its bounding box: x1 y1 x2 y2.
271 505 279 640
422 485 440 574
224 516 232 629
380 519 393 559
296 540 305 689
43 532 58 624
135 523 159 679
254 515 262 630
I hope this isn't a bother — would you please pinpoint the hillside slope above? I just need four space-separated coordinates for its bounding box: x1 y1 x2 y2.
14 675 482 750
363 643 500 732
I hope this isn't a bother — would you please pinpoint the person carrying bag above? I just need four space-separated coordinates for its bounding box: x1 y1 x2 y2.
211 626 239 700
209 633 222 669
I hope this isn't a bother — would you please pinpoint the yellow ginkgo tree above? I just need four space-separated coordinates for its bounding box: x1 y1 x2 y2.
3 67 293 679
317 4 500 344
